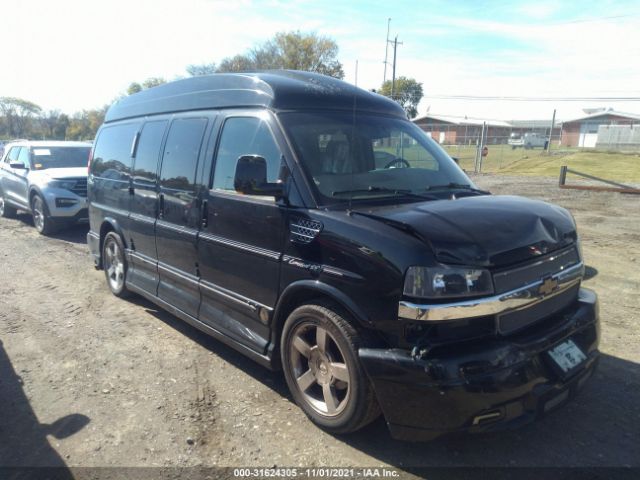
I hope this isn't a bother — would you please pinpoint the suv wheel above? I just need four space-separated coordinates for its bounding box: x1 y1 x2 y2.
0 193 17 218
31 194 57 235
102 232 131 298
281 303 380 434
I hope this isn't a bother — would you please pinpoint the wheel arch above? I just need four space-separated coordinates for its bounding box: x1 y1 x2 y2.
269 280 372 368
98 217 127 266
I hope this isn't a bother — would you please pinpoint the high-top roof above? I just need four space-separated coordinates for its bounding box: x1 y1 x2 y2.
105 70 407 123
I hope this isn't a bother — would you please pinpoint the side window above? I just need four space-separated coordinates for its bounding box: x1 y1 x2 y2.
159 118 208 191
17 147 30 167
133 120 167 185
7 147 22 163
91 123 139 181
212 117 281 191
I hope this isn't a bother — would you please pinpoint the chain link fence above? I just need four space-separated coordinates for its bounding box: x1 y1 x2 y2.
416 121 566 173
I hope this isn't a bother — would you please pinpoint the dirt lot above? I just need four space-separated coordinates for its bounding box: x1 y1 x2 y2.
0 175 639 475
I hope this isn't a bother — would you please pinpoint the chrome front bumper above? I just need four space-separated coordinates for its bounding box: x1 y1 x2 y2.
398 262 584 321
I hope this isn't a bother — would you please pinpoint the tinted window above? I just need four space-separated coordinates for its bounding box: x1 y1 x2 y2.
7 147 21 163
133 121 167 184
92 123 139 181
212 117 281 191
31 146 91 170
159 118 208 191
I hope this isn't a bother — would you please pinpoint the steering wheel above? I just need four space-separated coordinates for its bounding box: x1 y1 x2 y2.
384 157 410 169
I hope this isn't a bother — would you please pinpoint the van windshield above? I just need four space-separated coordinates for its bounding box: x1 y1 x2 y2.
279 112 474 205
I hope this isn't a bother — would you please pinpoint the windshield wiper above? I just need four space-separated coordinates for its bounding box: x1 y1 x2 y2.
332 186 437 200
425 183 490 194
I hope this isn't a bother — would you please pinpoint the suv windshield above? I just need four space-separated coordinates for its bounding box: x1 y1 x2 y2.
31 146 91 170
279 112 474 205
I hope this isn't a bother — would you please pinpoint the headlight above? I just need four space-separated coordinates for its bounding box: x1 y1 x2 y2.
403 266 494 299
48 180 77 190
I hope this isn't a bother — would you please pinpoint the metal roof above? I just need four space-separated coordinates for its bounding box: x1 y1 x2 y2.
562 109 640 124
105 70 407 123
412 113 512 127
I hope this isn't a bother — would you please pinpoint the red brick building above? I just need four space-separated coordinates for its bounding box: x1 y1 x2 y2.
413 114 560 145
559 109 640 148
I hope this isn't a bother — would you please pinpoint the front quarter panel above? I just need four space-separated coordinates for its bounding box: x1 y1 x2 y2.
279 209 435 331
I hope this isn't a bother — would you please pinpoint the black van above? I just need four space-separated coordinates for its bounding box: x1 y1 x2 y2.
87 71 599 441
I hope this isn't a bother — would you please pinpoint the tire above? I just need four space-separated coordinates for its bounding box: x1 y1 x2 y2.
102 232 131 298
31 194 57 235
281 302 380 434
0 192 17 218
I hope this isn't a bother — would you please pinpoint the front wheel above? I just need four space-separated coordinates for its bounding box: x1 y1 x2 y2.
102 232 131 298
31 194 57 235
281 303 380 434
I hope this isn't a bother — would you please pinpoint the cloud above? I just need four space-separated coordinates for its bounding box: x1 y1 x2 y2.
0 0 638 121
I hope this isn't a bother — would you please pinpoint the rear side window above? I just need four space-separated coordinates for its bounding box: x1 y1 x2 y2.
133 120 167 185
159 118 208 191
212 117 281 191
91 123 139 181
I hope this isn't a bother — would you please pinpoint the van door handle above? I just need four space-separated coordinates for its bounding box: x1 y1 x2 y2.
201 200 208 229
158 193 164 219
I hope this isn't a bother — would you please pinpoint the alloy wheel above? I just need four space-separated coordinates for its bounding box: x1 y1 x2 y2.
104 240 125 292
32 196 45 232
289 323 351 416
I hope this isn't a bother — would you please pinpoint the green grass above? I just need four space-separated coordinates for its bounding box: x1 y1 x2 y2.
376 144 640 183
441 145 640 183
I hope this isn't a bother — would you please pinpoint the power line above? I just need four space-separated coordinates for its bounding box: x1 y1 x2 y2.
422 95 640 102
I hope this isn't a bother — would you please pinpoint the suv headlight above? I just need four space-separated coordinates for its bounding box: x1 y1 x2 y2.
48 179 77 190
403 266 494 299
48 180 76 190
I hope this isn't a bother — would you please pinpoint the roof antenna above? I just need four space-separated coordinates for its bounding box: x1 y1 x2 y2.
349 60 359 213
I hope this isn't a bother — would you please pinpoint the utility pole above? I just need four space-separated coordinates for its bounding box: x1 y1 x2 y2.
383 18 391 83
355 60 358 87
546 109 556 154
390 35 403 98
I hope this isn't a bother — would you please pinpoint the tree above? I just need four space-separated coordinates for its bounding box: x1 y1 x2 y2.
379 77 424 119
40 110 70 140
126 77 167 95
0 97 42 138
66 106 108 141
189 31 344 79
186 63 217 76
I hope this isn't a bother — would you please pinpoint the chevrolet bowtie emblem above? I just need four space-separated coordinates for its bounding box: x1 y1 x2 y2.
539 277 559 296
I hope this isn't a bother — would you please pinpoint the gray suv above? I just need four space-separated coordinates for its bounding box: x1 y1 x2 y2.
0 140 92 234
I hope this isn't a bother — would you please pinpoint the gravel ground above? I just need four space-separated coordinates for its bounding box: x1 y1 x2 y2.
0 175 638 474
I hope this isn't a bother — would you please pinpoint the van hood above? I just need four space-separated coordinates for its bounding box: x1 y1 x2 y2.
353 195 578 268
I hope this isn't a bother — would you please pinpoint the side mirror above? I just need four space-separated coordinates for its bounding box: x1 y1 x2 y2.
9 162 27 170
234 155 284 198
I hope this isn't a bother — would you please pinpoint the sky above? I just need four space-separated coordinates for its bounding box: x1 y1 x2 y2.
2 0 640 121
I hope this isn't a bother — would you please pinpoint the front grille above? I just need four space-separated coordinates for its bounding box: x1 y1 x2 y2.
498 283 580 335
69 178 87 197
493 246 580 294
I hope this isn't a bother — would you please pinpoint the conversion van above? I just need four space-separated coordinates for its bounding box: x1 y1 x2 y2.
87 71 599 441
